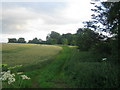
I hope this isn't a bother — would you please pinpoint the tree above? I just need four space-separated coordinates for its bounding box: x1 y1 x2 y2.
47 38 57 45
8 38 17 43
71 40 76 46
32 38 40 44
28 40 32 43
84 1 119 63
62 33 73 45
85 1 120 35
61 38 68 45
18 38 26 43
76 28 102 51
46 31 61 44
28 38 42 44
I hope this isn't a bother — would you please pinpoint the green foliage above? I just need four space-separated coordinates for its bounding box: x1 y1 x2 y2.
84 1 119 64
107 37 118 63
18 38 26 43
62 47 119 88
87 1 119 34
61 38 68 45
76 28 101 51
8 38 17 43
28 37 42 44
8 38 26 43
46 31 61 44
47 38 57 45
102 2 119 34
91 41 112 57
8 65 22 70
62 33 72 45
46 31 77 45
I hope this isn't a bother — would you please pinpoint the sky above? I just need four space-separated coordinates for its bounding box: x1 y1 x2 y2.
1 0 97 42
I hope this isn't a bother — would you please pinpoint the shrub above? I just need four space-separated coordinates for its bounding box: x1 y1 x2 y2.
91 41 112 57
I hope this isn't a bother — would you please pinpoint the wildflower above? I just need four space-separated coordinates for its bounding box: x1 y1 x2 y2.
0 64 31 86
102 58 107 61
17 72 23 75
0 70 16 84
8 77 15 84
0 71 5 74
21 75 30 80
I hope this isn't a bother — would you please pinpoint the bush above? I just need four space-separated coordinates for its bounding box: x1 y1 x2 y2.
91 41 112 57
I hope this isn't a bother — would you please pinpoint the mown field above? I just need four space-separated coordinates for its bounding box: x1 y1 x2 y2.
1 43 119 88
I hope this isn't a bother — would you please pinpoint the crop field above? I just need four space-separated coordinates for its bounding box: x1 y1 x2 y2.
2 43 62 67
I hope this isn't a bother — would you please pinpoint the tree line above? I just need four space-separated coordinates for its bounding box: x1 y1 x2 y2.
8 27 104 47
8 38 26 43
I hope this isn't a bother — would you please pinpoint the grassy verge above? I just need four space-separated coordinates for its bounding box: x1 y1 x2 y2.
62 47 119 88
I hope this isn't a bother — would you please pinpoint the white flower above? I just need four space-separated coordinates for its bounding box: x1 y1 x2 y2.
102 58 107 61
0 69 30 85
0 71 5 74
8 77 15 84
17 72 23 75
21 75 30 80
0 70 16 84
12 74 15 77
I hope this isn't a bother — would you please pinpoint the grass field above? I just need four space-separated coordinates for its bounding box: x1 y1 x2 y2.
1 43 119 88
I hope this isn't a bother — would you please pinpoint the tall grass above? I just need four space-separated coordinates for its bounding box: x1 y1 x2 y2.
62 47 119 88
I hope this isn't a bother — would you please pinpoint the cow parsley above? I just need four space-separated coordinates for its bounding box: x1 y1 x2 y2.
102 58 107 61
0 70 16 84
21 75 30 80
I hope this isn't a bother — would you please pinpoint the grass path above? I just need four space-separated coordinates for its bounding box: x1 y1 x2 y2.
26 46 72 88
31 75 40 88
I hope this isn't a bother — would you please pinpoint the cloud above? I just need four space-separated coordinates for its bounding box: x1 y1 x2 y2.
1 1 93 42
2 7 40 34
59 0 93 21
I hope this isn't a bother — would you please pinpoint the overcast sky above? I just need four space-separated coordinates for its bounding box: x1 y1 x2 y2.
1 0 96 42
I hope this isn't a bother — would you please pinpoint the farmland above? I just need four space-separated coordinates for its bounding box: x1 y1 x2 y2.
1 43 119 88
2 43 62 67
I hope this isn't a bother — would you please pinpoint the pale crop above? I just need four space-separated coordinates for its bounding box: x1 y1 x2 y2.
2 43 62 66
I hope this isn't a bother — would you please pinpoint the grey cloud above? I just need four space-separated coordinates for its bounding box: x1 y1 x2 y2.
1 1 84 36
2 17 28 34
2 7 39 34
2 5 80 35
